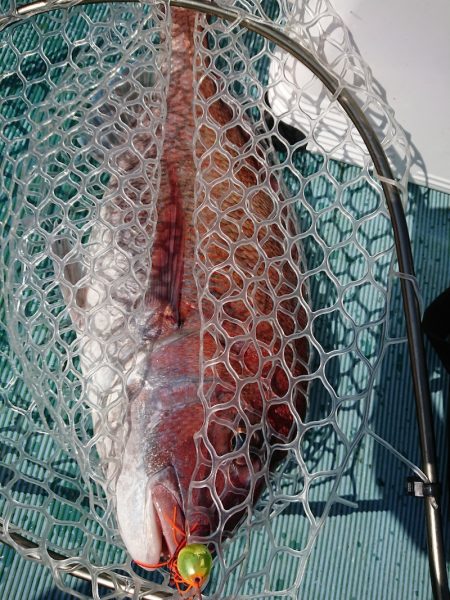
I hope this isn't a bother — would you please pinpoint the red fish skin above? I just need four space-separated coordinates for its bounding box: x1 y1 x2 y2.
127 6 309 558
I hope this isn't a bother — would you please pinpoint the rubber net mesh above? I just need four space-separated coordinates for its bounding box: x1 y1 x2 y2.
0 0 422 598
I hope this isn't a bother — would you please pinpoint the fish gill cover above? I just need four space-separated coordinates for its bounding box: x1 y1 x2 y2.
0 0 420 598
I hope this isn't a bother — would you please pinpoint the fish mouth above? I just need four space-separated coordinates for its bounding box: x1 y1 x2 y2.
153 479 185 558
134 465 185 568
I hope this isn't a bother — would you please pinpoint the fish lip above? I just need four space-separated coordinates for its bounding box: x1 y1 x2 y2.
115 461 164 567
150 465 186 557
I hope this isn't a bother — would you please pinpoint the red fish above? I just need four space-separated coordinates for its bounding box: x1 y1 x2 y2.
59 8 308 569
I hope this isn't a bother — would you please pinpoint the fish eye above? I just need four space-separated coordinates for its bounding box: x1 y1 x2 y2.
230 427 246 452
249 429 263 450
230 426 264 454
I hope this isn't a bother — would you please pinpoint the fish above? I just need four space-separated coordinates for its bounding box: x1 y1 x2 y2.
57 8 309 569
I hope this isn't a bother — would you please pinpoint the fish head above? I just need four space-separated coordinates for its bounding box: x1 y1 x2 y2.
114 383 270 566
115 334 305 565
115 379 204 567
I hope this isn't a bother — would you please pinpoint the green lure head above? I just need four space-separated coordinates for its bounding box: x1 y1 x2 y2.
176 543 213 589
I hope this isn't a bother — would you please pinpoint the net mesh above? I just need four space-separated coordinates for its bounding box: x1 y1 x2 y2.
0 0 425 599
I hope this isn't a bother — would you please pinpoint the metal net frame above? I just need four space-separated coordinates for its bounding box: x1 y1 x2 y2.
0 0 448 599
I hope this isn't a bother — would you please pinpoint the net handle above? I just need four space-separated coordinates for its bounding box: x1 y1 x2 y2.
0 1 448 598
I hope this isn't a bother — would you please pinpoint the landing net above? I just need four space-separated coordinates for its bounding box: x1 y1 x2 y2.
0 1 423 599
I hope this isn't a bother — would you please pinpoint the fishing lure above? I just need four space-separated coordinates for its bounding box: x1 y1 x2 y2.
175 543 213 598
134 508 212 598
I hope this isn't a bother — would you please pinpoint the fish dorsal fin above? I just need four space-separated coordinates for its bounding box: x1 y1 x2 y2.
147 166 185 327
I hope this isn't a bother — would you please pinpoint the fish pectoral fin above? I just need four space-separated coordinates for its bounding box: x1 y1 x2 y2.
141 301 179 341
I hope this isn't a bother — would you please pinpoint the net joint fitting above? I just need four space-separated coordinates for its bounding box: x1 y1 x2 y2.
406 476 441 498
